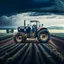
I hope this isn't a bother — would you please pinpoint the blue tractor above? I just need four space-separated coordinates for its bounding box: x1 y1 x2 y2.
14 20 50 43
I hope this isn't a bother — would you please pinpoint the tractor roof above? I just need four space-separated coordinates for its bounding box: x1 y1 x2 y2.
30 20 39 22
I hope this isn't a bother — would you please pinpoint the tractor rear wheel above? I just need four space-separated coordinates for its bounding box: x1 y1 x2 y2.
37 30 50 43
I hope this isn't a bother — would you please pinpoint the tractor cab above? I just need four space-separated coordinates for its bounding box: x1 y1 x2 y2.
30 20 40 33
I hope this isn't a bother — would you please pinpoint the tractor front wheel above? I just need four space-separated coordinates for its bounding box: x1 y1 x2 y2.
14 33 26 43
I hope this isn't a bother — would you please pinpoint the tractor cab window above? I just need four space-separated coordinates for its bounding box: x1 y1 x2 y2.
32 24 37 33
30 21 40 29
30 20 40 33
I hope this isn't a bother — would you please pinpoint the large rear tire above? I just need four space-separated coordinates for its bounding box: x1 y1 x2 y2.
37 30 50 43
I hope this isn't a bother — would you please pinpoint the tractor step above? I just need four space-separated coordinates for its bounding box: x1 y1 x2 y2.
25 38 39 43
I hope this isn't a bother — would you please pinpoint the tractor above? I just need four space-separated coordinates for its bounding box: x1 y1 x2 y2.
13 20 50 43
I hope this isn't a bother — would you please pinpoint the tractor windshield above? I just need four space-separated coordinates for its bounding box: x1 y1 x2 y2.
30 20 40 29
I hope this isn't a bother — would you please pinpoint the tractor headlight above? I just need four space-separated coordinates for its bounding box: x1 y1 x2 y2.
18 28 20 30
18 27 20 31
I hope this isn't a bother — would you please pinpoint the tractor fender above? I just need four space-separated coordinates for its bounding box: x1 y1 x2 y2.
37 28 47 34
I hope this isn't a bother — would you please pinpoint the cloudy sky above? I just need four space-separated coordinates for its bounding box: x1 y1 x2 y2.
0 0 64 16
33 0 50 2
1 0 64 16
0 12 64 28
0 0 64 28
0 0 54 16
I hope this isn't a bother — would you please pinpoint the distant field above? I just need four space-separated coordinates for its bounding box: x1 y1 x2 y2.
0 33 13 41
51 33 64 37
0 33 8 36
0 33 13 36
51 33 64 40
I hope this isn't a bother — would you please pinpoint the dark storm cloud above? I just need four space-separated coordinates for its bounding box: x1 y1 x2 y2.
0 16 14 26
0 13 30 26
0 0 64 16
0 15 20 26
0 0 56 16
33 0 50 2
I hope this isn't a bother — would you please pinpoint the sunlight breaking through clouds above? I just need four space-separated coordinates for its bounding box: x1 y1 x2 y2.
0 12 64 27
